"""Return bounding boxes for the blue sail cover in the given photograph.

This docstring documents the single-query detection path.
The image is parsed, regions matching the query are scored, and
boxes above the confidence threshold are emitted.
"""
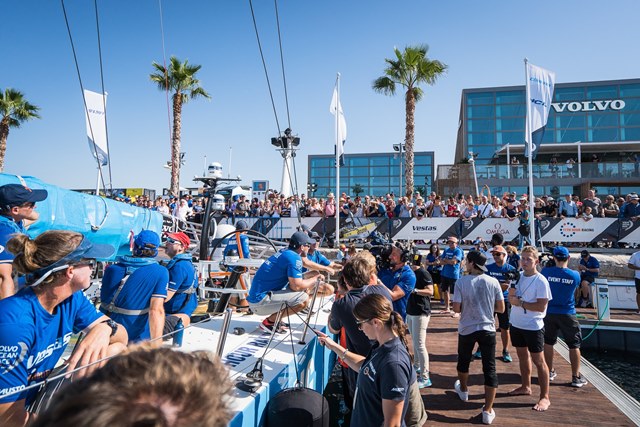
[0,174,163,260]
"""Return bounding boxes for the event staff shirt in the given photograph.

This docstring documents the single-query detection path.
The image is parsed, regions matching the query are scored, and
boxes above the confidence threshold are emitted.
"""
[440,246,464,279]
[223,234,251,258]
[303,249,331,273]
[100,262,168,342]
[0,289,101,404]
[247,249,302,303]
[351,337,413,427]
[541,266,580,315]
[486,262,516,298]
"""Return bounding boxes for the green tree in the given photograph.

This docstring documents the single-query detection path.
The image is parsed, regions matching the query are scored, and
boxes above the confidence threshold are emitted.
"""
[150,56,211,196]
[352,183,364,197]
[0,88,41,172]
[373,45,447,198]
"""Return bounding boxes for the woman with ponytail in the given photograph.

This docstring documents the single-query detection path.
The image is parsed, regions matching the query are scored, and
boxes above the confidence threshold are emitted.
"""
[0,230,127,427]
[319,293,416,427]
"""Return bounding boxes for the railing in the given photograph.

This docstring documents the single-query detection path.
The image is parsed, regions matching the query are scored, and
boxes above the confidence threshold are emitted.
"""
[473,161,639,180]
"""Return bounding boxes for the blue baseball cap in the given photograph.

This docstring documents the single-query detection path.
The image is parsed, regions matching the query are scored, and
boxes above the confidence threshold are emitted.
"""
[553,246,570,260]
[0,184,47,209]
[289,231,315,248]
[134,230,160,256]
[236,220,248,230]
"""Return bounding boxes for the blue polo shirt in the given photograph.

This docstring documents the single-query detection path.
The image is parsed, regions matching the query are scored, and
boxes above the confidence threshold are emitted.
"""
[541,266,581,315]
[248,249,303,303]
[100,260,168,342]
[164,255,198,317]
[580,256,600,280]
[303,249,331,273]
[0,215,24,264]
[440,246,464,279]
[0,288,101,405]
[380,265,416,320]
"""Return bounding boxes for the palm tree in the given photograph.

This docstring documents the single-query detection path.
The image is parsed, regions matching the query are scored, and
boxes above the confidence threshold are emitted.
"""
[0,88,41,172]
[352,183,364,197]
[373,45,447,198]
[150,56,211,196]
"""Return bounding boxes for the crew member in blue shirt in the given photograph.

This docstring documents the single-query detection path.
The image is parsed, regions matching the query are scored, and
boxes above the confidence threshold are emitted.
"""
[0,184,48,299]
[303,231,342,277]
[379,245,416,320]
[0,230,127,426]
[100,230,168,343]
[163,232,197,332]
[485,245,517,363]
[248,231,332,333]
[577,250,600,308]
[439,236,464,314]
[541,246,588,388]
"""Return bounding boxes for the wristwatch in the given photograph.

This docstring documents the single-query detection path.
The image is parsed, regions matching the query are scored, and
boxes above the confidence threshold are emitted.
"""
[101,319,118,337]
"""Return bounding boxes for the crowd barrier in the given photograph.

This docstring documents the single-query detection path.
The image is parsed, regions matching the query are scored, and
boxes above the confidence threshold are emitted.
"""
[212,216,640,245]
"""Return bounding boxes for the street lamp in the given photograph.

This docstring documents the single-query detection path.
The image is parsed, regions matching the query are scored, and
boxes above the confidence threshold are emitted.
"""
[468,151,479,197]
[393,143,405,197]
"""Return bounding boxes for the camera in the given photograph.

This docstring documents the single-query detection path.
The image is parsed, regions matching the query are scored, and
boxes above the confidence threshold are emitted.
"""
[412,254,424,266]
[503,270,521,282]
[366,231,394,271]
[538,252,556,268]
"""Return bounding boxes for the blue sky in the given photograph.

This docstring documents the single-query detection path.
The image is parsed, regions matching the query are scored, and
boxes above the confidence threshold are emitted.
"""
[2,0,639,194]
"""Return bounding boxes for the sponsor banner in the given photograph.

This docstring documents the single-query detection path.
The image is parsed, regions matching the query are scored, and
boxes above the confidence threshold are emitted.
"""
[618,219,640,244]
[460,218,520,241]
[538,218,618,242]
[388,218,458,241]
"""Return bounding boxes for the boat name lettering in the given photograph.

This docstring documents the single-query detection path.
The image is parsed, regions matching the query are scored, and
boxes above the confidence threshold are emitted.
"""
[223,339,270,367]
[551,99,625,113]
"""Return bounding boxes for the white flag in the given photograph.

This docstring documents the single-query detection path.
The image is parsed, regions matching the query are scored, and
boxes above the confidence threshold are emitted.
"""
[330,86,347,166]
[525,63,555,159]
[84,89,109,166]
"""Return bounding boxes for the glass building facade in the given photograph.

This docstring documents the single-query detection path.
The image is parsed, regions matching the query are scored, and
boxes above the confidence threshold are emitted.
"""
[453,78,640,197]
[308,151,435,197]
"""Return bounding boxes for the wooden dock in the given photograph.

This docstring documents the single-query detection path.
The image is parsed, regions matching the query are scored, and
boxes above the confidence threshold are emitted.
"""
[420,311,638,426]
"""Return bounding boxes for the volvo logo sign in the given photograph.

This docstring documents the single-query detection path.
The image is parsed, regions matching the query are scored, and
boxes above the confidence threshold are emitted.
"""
[551,99,625,113]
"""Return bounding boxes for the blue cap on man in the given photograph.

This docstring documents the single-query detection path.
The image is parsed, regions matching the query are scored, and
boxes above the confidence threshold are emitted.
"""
[0,184,48,209]
[553,246,570,260]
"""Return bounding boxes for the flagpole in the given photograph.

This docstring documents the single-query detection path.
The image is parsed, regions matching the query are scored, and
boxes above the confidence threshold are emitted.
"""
[335,73,341,247]
[524,58,536,247]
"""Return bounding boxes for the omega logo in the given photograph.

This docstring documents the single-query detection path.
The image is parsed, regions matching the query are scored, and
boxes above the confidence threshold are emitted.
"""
[551,99,625,113]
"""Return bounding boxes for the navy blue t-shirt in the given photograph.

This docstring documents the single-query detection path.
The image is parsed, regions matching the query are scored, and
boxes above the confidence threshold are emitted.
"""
[164,256,198,317]
[541,266,580,315]
[0,288,102,404]
[329,285,393,356]
[580,256,600,279]
[486,262,516,298]
[351,337,414,427]
[100,261,168,342]
[223,234,251,258]
[248,249,303,303]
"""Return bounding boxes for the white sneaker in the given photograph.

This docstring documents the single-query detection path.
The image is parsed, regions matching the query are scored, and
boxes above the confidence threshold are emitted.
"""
[482,408,496,425]
[454,380,468,401]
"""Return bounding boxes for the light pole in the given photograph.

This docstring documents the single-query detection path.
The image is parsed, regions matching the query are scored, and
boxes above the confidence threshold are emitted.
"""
[469,151,479,197]
[393,143,405,197]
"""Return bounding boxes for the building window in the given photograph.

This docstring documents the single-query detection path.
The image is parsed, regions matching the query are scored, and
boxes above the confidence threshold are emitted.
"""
[496,104,525,117]
[556,128,585,143]
[467,119,495,132]
[468,132,495,145]
[496,117,525,131]
[620,84,640,97]
[589,127,620,142]
[466,92,494,105]
[496,90,525,104]
[556,114,586,128]
[587,113,619,128]
[310,157,332,167]
[347,157,369,167]
[586,85,617,100]
[467,105,495,118]
[370,156,389,166]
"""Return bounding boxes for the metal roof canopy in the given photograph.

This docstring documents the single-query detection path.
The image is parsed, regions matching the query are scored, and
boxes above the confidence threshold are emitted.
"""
[493,141,640,157]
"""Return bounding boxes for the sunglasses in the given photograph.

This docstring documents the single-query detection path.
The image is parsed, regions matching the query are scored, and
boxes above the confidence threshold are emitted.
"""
[355,318,372,330]
[73,259,97,269]
[18,202,36,209]
[166,237,181,245]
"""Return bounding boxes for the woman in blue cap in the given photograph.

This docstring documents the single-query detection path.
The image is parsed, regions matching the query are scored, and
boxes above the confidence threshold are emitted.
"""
[100,230,169,344]
[0,230,127,427]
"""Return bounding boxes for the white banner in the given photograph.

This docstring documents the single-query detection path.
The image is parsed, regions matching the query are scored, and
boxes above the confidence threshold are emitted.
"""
[526,62,555,158]
[84,89,109,166]
[390,218,458,241]
[540,218,616,242]
[461,218,520,242]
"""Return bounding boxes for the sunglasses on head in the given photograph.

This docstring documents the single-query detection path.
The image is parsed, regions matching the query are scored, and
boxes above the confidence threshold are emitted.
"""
[355,318,371,330]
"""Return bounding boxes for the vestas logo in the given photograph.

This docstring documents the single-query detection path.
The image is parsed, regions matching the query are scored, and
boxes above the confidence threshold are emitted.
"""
[551,99,625,113]
[412,225,437,232]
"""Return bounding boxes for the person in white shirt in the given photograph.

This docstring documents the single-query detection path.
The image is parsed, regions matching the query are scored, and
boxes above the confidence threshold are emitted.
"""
[627,250,640,313]
[507,246,552,412]
[173,199,193,221]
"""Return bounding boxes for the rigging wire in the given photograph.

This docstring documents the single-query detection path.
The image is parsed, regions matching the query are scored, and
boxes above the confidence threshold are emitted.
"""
[60,0,107,193]
[273,0,291,130]
[157,0,174,164]
[92,0,113,194]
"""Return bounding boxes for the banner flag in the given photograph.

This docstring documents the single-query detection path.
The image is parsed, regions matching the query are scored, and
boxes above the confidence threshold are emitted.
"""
[84,89,109,166]
[330,85,347,166]
[525,63,555,159]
